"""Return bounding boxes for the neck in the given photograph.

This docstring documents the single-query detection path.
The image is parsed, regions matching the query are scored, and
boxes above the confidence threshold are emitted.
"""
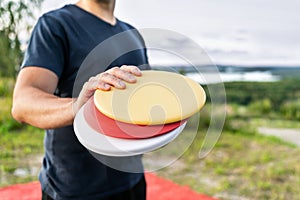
[76,0,116,25]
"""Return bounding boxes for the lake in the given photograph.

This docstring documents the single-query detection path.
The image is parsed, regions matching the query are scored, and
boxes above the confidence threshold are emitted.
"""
[186,71,281,84]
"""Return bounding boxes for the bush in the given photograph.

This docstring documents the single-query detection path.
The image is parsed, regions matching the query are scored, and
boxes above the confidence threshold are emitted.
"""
[224,79,300,111]
[280,100,300,120]
[0,77,14,97]
[0,90,24,131]
[248,98,272,115]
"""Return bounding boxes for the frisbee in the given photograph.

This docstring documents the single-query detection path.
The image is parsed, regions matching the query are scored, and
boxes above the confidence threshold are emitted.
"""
[83,98,186,139]
[74,103,187,157]
[94,70,206,125]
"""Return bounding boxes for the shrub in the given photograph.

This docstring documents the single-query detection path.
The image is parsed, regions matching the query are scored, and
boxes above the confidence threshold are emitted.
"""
[0,78,14,97]
[0,92,24,131]
[280,100,300,120]
[248,98,272,115]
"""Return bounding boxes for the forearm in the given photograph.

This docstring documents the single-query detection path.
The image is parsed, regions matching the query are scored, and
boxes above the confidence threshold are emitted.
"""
[12,86,75,129]
[12,65,142,130]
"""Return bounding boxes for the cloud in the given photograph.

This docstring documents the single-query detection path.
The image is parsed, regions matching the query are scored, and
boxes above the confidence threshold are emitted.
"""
[42,0,300,66]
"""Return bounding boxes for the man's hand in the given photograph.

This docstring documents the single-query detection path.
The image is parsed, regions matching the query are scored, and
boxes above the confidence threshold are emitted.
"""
[73,65,142,114]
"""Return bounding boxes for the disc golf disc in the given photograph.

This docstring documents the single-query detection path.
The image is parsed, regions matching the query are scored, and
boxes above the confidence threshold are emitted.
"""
[83,98,186,139]
[94,70,206,125]
[74,104,187,157]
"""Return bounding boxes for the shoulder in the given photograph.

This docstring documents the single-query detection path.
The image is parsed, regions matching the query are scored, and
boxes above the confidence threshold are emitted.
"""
[117,20,145,41]
[37,5,75,27]
[42,5,74,19]
[33,5,77,36]
[117,19,137,30]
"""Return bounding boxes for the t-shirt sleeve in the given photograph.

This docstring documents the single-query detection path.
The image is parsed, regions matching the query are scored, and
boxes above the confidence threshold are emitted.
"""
[21,15,66,78]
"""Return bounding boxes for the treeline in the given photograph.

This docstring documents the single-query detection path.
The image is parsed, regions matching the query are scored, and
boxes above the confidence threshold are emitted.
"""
[203,78,300,120]
[224,78,300,109]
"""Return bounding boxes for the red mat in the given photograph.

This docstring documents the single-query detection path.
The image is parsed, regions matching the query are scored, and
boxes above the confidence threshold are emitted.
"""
[0,173,216,200]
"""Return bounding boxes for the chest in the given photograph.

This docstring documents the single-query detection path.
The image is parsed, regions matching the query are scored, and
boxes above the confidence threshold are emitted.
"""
[56,20,148,97]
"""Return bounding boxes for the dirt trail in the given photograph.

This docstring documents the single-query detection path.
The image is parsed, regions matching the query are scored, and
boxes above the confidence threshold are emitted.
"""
[258,127,300,146]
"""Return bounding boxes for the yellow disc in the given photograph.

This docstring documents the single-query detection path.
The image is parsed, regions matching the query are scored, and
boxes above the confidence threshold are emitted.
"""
[94,70,206,125]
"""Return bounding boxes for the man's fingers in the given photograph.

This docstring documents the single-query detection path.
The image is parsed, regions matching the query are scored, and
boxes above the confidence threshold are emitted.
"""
[97,81,111,90]
[85,66,142,93]
[99,72,126,89]
[84,78,110,94]
[120,65,142,76]
[106,67,137,84]
[76,66,141,112]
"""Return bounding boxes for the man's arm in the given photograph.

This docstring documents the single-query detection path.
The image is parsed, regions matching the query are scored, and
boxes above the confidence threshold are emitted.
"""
[12,65,141,129]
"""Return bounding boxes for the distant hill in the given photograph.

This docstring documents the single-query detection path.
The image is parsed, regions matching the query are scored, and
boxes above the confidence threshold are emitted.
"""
[151,65,300,78]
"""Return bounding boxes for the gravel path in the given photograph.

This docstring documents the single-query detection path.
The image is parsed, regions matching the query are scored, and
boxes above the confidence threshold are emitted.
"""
[258,127,300,146]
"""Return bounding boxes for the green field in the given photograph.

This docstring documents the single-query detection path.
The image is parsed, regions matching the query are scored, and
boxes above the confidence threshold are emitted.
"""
[0,77,300,199]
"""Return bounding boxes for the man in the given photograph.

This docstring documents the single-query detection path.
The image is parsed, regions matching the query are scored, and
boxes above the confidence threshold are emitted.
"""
[12,0,149,199]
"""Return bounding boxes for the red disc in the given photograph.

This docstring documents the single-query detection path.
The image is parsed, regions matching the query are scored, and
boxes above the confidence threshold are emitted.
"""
[83,98,187,139]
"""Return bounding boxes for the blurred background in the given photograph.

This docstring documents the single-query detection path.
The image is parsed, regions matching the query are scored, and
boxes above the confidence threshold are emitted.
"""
[0,0,300,199]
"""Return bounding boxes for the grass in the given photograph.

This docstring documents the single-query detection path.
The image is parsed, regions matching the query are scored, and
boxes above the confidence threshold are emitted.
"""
[156,129,300,200]
[0,126,44,187]
[249,117,300,129]
[227,103,300,129]
[0,83,44,187]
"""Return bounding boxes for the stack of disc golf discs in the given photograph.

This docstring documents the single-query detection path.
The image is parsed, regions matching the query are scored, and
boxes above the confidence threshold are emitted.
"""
[74,70,206,156]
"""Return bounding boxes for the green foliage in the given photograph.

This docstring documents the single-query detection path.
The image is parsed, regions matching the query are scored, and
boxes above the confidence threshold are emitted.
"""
[223,78,300,121]
[0,95,24,131]
[0,78,23,131]
[280,99,300,120]
[224,79,300,111]
[0,77,14,96]
[248,98,272,115]
[0,78,43,186]
[0,0,44,77]
[155,78,300,199]
[0,126,44,187]
[158,129,300,200]
[0,31,20,77]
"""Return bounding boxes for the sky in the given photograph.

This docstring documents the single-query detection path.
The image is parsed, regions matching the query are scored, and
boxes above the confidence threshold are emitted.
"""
[41,0,300,66]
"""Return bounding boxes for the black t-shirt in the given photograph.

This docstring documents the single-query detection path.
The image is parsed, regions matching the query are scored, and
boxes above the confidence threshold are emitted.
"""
[22,4,149,200]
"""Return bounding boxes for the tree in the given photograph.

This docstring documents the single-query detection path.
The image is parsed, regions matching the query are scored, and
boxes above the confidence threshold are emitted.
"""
[0,0,44,77]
